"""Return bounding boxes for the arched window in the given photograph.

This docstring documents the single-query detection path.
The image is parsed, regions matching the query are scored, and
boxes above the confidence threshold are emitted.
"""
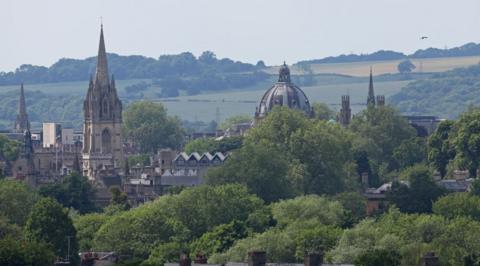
[102,128,112,153]
[102,98,109,117]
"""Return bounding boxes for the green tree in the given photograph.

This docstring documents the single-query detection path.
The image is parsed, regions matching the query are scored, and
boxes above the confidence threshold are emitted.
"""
[142,241,187,266]
[24,197,79,264]
[0,135,20,162]
[94,184,261,257]
[433,193,480,221]
[0,180,38,225]
[393,137,427,170]
[453,108,480,177]
[123,101,185,153]
[39,172,96,214]
[190,220,248,258]
[312,102,335,121]
[427,120,455,178]
[73,213,108,251]
[0,216,22,239]
[334,192,367,227]
[205,141,292,202]
[355,249,401,266]
[388,164,445,213]
[397,60,416,74]
[349,105,416,171]
[271,195,345,227]
[220,115,252,130]
[288,120,353,195]
[470,178,480,196]
[109,186,130,211]
[0,237,55,266]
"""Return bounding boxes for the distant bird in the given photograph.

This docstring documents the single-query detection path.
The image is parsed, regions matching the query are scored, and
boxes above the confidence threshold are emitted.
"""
[420,36,428,40]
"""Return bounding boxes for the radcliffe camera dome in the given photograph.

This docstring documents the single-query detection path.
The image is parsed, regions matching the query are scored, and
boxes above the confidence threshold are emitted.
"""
[255,62,313,120]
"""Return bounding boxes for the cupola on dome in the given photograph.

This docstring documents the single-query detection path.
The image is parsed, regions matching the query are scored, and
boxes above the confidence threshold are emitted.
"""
[255,62,313,121]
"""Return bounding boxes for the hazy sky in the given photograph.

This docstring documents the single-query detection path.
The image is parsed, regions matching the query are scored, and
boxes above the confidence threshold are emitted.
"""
[1,0,479,72]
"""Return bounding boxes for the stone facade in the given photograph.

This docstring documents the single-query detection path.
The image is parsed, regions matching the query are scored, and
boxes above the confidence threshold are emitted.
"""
[82,25,124,180]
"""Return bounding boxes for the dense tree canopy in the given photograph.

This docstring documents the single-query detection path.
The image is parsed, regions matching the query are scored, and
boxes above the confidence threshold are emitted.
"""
[0,180,38,225]
[387,165,445,214]
[452,108,480,177]
[207,107,355,201]
[39,172,96,214]
[123,101,185,153]
[427,120,456,178]
[24,197,79,264]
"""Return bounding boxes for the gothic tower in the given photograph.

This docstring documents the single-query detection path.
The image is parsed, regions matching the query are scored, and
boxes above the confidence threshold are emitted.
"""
[376,95,385,106]
[339,95,351,126]
[14,83,30,133]
[367,67,376,107]
[82,25,123,180]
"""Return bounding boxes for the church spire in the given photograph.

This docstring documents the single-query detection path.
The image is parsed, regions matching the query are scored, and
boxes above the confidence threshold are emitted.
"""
[367,67,376,106]
[94,24,110,88]
[14,83,30,133]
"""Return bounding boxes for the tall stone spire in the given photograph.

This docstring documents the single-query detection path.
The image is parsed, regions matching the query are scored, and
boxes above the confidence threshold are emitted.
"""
[14,83,30,133]
[95,24,110,88]
[367,67,376,106]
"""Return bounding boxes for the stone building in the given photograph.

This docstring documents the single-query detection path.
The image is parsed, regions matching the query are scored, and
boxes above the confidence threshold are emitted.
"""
[254,62,313,123]
[82,25,124,180]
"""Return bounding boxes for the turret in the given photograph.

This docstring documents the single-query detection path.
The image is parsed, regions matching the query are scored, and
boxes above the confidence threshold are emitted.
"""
[339,95,351,126]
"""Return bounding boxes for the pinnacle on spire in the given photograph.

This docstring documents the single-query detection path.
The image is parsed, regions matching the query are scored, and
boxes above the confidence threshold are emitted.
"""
[14,83,30,133]
[367,67,376,106]
[94,24,110,88]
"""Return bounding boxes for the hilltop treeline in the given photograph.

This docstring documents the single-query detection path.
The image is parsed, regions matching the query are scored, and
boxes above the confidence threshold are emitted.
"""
[0,51,266,86]
[389,63,480,118]
[297,42,480,65]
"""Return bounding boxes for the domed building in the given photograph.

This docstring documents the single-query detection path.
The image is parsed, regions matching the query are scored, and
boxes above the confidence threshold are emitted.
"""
[254,62,313,123]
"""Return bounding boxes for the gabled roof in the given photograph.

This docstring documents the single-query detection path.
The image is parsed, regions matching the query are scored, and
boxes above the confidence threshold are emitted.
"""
[188,152,201,161]
[200,152,214,161]
[174,152,189,161]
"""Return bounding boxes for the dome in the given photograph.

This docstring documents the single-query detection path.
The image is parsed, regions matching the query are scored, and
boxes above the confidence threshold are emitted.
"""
[255,62,313,120]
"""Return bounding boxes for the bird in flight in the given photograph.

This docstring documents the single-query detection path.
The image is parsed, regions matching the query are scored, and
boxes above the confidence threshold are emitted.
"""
[420,36,428,40]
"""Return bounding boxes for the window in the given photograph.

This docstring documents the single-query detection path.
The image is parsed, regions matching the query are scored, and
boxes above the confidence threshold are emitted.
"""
[102,128,112,153]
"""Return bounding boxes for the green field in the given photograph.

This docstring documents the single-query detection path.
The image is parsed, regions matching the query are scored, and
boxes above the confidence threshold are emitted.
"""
[158,80,410,122]
[1,54,479,125]
[267,55,480,76]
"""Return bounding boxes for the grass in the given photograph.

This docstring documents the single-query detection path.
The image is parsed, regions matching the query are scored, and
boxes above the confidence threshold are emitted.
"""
[266,55,480,77]
[157,80,410,122]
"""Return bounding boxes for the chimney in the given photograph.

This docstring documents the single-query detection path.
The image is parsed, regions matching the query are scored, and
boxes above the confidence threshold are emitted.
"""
[248,251,266,266]
[420,252,439,266]
[361,172,369,189]
[304,252,324,266]
[179,253,191,266]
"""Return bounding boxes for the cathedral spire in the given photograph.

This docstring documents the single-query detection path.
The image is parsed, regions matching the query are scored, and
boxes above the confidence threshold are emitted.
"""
[367,67,376,106]
[94,24,110,88]
[14,83,30,133]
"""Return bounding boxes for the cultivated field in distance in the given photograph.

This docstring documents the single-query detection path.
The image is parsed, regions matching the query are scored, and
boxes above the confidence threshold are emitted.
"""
[265,55,480,76]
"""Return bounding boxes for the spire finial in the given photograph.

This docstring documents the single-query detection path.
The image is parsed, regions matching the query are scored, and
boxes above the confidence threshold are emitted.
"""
[367,67,376,106]
[94,22,109,88]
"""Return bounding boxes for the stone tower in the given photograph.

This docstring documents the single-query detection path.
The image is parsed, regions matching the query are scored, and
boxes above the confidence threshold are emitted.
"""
[82,25,123,180]
[339,95,351,126]
[376,95,385,106]
[14,83,30,133]
[367,67,376,107]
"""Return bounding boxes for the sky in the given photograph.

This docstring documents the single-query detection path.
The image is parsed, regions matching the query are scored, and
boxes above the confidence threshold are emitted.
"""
[1,0,480,72]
